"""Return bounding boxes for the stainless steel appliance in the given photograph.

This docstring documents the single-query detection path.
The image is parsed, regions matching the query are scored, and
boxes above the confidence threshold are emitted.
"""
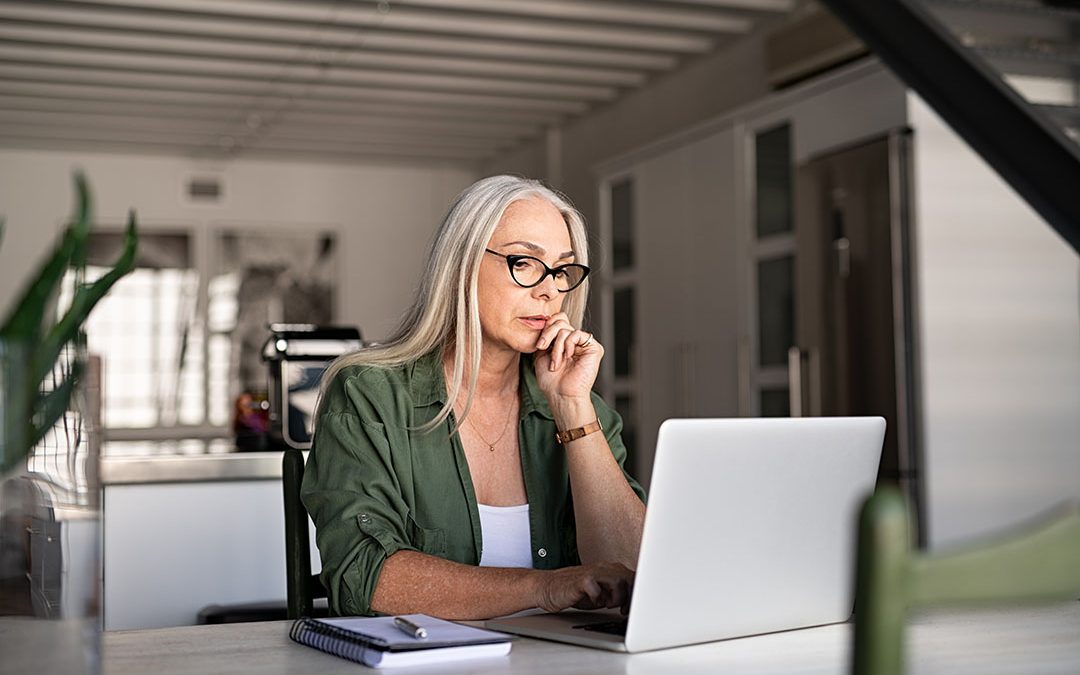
[261,324,363,450]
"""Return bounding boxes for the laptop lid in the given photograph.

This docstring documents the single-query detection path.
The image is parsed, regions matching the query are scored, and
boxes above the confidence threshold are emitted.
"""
[622,416,884,652]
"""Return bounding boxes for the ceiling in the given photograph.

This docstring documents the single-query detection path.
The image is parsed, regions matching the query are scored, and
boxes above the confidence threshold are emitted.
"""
[0,0,796,165]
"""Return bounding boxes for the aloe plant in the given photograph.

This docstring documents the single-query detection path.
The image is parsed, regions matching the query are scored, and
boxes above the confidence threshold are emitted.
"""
[0,173,138,476]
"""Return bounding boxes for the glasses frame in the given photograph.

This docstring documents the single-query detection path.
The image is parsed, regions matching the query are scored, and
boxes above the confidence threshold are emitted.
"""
[484,249,591,293]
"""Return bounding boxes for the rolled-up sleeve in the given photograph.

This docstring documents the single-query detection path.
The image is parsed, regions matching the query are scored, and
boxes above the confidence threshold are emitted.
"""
[592,390,647,505]
[301,372,417,616]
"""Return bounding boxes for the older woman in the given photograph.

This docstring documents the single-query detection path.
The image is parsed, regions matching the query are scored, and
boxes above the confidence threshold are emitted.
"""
[303,175,646,620]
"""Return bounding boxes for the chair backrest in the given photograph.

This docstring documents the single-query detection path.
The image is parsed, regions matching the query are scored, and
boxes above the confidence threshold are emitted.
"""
[282,445,327,619]
[852,486,1080,675]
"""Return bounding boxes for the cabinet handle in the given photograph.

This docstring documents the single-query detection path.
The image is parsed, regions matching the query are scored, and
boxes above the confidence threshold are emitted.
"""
[788,347,822,417]
[738,337,751,417]
[788,346,803,417]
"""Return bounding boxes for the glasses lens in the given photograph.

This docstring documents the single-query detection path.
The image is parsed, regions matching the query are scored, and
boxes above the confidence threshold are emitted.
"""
[553,264,588,291]
[509,257,546,286]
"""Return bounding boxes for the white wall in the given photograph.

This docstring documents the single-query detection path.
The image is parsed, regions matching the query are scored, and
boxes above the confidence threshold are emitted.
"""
[0,148,476,341]
[909,95,1080,549]
[484,20,776,248]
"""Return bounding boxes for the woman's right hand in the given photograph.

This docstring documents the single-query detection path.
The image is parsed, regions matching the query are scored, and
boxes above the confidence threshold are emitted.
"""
[533,562,634,615]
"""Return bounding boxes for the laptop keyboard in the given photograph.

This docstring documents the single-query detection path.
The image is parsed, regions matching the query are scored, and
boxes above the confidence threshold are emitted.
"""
[572,619,628,636]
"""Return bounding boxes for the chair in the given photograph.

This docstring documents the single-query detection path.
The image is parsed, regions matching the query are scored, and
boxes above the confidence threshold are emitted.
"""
[282,445,329,619]
[852,486,1080,675]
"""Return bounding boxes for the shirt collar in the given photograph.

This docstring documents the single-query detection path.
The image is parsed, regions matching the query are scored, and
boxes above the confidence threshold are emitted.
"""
[519,354,554,420]
[409,349,554,421]
[409,350,446,408]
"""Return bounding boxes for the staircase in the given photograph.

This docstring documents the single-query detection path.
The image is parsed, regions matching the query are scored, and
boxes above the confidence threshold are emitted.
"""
[924,0,1080,144]
[816,0,1080,253]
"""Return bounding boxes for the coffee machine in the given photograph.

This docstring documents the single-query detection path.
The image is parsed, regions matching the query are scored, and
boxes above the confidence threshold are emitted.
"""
[261,324,363,450]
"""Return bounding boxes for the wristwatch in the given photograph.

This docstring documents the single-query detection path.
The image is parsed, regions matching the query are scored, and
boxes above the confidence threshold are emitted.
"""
[555,419,603,444]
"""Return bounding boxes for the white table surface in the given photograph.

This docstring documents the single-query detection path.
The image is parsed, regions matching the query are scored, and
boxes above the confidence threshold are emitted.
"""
[93,602,1080,675]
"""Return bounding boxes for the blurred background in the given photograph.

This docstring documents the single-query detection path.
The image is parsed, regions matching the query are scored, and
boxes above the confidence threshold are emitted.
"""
[0,0,1077,633]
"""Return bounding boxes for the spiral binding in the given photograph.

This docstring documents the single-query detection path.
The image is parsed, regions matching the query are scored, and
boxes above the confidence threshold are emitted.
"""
[289,617,391,665]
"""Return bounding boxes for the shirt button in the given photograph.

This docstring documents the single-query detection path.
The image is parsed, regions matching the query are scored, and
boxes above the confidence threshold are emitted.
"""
[360,514,371,524]
[537,547,547,558]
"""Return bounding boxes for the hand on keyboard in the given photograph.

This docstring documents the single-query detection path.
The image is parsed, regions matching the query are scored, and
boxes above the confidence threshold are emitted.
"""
[534,562,634,615]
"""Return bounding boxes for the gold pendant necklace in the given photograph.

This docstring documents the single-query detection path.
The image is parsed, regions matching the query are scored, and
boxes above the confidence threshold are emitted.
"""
[466,402,516,452]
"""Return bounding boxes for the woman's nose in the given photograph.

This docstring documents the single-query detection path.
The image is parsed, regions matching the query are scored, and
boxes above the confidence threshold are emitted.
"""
[531,273,559,300]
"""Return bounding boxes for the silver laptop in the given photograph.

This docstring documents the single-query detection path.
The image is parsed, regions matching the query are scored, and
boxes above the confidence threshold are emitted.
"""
[486,416,885,653]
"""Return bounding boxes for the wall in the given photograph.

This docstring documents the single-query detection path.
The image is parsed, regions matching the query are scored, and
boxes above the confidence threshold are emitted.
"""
[484,26,776,263]
[0,148,476,341]
[909,95,1080,549]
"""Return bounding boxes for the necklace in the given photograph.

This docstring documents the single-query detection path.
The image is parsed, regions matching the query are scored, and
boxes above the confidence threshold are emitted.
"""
[465,402,516,452]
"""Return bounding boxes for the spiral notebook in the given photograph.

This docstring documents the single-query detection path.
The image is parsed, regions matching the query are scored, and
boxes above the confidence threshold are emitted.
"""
[289,614,514,668]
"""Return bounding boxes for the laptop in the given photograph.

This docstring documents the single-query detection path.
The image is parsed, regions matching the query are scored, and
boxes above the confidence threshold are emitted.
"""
[486,416,885,653]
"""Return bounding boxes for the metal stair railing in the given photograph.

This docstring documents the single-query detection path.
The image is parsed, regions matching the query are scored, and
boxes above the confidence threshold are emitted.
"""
[817,0,1080,254]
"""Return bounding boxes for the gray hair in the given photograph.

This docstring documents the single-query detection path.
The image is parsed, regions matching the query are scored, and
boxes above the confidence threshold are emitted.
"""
[320,175,590,431]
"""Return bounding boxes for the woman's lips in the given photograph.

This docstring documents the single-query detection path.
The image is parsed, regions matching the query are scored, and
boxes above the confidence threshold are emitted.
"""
[519,316,548,330]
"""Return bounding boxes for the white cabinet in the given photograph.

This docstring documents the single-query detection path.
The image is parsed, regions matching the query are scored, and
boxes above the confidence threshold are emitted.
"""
[597,62,907,488]
[103,479,319,630]
[595,59,1080,550]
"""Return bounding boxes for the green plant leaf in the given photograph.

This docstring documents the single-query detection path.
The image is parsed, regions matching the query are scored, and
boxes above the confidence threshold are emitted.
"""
[1,227,76,340]
[0,338,32,474]
[24,361,84,460]
[71,172,91,271]
[0,358,83,473]
[32,213,137,388]
[0,173,93,340]
[1,174,135,478]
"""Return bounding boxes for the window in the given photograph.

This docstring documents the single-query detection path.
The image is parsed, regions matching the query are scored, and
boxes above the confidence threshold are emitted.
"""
[600,175,640,476]
[63,228,339,440]
[611,179,635,270]
[62,232,203,429]
[749,122,795,415]
[755,124,794,238]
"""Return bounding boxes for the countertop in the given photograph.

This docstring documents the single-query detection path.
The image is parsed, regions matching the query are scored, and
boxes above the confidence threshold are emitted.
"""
[100,440,300,485]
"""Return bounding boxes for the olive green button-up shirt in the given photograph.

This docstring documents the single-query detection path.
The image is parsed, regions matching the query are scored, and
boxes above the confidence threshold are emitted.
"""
[301,350,646,616]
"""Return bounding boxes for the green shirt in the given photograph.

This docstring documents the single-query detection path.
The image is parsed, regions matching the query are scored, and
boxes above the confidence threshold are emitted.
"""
[302,350,646,616]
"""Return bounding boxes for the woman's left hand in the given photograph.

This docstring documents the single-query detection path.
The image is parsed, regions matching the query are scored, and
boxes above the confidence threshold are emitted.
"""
[533,312,603,402]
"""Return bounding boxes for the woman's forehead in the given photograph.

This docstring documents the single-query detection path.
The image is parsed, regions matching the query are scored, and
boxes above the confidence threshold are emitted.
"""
[491,197,572,250]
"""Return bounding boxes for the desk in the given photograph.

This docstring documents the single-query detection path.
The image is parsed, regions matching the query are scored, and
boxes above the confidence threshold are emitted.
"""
[99,603,1080,675]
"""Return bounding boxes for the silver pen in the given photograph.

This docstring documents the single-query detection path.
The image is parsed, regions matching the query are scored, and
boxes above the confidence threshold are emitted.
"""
[393,616,428,639]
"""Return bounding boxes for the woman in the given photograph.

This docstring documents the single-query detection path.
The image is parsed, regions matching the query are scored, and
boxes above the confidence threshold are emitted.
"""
[303,175,646,620]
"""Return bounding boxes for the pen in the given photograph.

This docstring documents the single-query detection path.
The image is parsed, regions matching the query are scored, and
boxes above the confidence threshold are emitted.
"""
[393,616,428,639]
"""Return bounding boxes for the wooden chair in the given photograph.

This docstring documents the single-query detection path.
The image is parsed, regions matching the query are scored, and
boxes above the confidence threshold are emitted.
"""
[852,486,1080,674]
[282,445,328,619]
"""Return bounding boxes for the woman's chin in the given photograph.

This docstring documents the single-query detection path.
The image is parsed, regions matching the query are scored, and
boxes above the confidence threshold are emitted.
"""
[485,333,540,355]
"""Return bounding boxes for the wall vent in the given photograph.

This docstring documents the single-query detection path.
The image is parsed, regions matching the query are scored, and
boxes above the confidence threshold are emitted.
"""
[186,176,223,202]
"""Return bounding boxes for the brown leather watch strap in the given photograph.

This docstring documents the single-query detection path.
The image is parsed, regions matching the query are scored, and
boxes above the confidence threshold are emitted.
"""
[555,419,603,444]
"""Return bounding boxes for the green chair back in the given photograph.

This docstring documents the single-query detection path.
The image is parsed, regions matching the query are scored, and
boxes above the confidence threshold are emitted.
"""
[282,445,327,619]
[852,486,1080,674]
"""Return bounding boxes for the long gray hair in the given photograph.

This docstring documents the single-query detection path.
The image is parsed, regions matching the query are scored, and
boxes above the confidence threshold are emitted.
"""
[320,175,590,431]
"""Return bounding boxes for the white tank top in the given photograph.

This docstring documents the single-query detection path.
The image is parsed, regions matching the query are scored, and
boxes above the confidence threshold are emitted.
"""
[477,503,534,569]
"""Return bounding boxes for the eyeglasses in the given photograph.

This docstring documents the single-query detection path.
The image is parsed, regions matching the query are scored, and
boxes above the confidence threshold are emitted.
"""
[484,249,590,292]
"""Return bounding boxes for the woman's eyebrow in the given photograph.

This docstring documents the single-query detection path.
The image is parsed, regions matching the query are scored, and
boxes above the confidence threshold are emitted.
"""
[500,240,575,259]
